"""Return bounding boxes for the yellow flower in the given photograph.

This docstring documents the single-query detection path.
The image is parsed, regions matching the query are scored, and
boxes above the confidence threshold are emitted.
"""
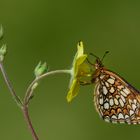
[66,41,91,103]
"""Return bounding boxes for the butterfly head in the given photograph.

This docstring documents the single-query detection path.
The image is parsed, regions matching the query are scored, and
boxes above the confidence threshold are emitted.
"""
[89,51,109,70]
[94,58,103,69]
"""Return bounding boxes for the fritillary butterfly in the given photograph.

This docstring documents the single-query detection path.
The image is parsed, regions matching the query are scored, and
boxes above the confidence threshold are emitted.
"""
[91,53,140,124]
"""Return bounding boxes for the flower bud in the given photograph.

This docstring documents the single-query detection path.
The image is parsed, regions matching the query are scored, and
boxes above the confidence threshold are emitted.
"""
[34,61,47,77]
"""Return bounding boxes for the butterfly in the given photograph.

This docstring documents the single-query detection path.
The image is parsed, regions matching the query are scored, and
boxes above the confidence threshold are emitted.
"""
[89,52,140,124]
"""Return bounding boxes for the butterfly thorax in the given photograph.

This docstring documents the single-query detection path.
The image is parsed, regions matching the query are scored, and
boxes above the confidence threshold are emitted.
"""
[91,59,106,83]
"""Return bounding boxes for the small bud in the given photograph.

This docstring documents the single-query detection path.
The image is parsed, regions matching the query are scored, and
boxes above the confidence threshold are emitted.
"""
[0,44,7,61]
[0,25,4,40]
[34,61,47,77]
[0,44,7,54]
[31,82,39,90]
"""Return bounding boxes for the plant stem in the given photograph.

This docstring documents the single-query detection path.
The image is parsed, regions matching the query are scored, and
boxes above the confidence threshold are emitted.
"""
[0,63,71,140]
[23,69,71,139]
[24,69,71,105]
[23,105,39,140]
[0,61,39,140]
[0,61,22,106]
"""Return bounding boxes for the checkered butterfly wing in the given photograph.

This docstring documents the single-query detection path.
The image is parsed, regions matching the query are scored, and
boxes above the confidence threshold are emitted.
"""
[94,69,140,124]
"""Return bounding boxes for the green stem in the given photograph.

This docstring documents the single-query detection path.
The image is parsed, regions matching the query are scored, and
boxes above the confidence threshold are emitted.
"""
[23,69,71,140]
[0,61,22,106]
[24,69,71,105]
[0,61,71,140]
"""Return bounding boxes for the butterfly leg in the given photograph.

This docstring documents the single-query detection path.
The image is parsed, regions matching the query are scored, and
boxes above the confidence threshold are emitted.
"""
[80,81,92,86]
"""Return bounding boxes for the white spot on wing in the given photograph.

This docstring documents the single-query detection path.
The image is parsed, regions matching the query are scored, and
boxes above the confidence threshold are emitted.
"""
[111,115,117,119]
[103,86,108,95]
[130,110,134,116]
[114,98,119,105]
[105,82,109,87]
[119,99,124,107]
[123,88,130,95]
[107,78,115,84]
[132,104,137,111]
[118,113,124,119]
[101,82,104,85]
[116,95,120,99]
[109,87,115,93]
[120,95,126,103]
[104,102,109,109]
[133,99,137,105]
[125,115,129,119]
[100,74,105,79]
[99,98,103,105]
[120,91,127,97]
[104,116,110,122]
[109,99,114,106]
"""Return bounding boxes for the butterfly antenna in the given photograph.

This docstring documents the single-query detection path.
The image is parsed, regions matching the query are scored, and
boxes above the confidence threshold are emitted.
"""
[86,58,94,65]
[101,51,109,62]
[89,53,99,59]
[86,53,99,65]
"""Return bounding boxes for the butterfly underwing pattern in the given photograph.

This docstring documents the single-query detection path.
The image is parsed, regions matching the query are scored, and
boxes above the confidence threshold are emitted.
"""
[92,58,140,124]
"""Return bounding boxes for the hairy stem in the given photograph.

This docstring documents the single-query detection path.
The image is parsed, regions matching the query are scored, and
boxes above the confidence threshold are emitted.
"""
[0,61,39,139]
[0,61,22,106]
[23,105,39,140]
[0,63,71,140]
[23,69,71,139]
[24,69,71,104]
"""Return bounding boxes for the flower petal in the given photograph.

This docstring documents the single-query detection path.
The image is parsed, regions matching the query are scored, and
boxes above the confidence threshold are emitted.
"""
[77,41,84,58]
[77,62,91,77]
[74,54,87,77]
[72,41,85,69]
[66,79,80,103]
[75,54,87,66]
[67,41,90,103]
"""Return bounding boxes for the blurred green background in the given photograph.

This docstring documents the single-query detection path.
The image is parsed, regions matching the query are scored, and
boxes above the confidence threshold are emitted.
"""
[0,0,140,140]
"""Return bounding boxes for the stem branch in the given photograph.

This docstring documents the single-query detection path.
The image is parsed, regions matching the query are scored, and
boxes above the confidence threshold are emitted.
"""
[23,69,71,139]
[24,69,71,104]
[0,61,22,106]
[0,63,71,140]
